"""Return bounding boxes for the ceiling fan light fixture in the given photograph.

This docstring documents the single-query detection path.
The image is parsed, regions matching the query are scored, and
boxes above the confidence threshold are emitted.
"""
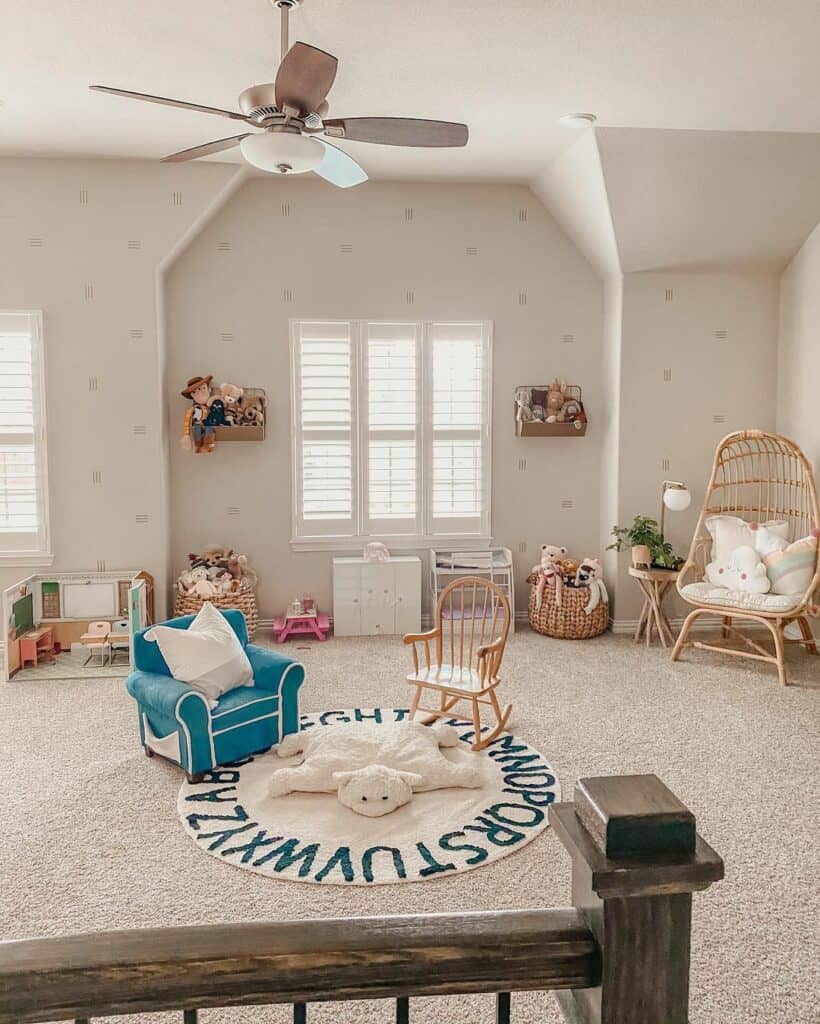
[240,131,324,173]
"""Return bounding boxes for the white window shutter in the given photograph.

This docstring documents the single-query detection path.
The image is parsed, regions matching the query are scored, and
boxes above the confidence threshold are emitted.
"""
[0,311,49,557]
[428,322,491,537]
[291,319,491,546]
[363,322,420,535]
[291,322,356,537]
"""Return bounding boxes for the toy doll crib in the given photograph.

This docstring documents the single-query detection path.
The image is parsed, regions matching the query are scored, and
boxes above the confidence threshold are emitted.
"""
[672,430,819,685]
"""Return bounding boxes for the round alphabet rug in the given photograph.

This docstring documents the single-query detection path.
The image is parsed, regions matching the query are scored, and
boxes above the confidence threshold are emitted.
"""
[178,708,560,885]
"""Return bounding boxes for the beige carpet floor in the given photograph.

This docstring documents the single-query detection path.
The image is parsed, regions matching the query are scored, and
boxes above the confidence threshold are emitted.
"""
[1,628,818,1024]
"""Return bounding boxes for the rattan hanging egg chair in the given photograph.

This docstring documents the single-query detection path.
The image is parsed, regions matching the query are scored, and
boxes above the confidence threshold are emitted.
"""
[672,430,819,686]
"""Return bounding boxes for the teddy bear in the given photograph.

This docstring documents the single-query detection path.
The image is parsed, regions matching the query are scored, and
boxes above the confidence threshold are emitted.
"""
[219,383,245,425]
[529,388,548,422]
[269,720,482,817]
[575,558,610,613]
[241,395,265,427]
[187,566,218,599]
[533,543,567,610]
[560,557,581,586]
[545,378,569,423]
[706,545,771,594]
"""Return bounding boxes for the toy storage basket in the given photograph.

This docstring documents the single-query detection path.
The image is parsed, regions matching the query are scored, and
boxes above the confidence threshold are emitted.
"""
[525,573,608,639]
[173,584,259,640]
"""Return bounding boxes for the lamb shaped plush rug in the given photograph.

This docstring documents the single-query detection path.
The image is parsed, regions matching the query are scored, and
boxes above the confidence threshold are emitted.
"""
[269,720,482,817]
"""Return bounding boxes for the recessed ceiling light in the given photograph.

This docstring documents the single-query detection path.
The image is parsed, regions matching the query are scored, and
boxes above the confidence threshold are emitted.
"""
[558,112,597,126]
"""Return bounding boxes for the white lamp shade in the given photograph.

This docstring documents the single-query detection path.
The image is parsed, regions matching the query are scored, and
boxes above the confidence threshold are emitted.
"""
[240,132,325,174]
[663,486,691,513]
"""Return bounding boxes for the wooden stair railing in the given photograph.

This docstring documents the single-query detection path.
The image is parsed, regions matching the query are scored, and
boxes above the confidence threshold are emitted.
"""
[0,774,723,1024]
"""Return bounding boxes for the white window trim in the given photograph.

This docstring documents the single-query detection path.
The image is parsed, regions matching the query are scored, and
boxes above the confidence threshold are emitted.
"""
[290,319,493,551]
[0,310,52,566]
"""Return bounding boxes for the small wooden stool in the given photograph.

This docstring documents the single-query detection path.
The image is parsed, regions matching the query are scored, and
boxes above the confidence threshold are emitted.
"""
[629,566,680,648]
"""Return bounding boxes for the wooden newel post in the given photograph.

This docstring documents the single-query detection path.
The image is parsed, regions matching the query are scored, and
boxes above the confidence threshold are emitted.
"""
[550,774,724,1024]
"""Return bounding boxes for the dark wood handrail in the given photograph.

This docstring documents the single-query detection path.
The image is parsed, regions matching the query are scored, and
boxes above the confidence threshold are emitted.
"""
[0,773,724,1024]
[0,909,597,1023]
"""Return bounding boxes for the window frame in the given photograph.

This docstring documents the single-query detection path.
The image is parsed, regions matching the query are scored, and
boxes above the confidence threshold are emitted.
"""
[290,318,492,551]
[0,309,52,566]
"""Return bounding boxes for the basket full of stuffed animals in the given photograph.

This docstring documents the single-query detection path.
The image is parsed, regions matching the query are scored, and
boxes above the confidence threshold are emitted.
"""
[174,545,259,639]
[526,544,609,639]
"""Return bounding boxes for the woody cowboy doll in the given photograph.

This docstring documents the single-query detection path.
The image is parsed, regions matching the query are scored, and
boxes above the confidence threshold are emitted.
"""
[181,375,221,453]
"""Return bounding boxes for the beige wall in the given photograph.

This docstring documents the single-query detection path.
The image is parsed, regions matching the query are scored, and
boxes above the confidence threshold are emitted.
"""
[611,271,780,621]
[0,158,237,607]
[166,179,605,618]
[777,220,820,478]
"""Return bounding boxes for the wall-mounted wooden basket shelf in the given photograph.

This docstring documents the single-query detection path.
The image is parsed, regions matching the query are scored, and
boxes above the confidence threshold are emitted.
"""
[515,384,587,437]
[214,387,266,443]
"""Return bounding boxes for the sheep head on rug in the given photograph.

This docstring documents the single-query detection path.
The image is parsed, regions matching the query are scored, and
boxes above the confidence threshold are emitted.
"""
[269,720,483,817]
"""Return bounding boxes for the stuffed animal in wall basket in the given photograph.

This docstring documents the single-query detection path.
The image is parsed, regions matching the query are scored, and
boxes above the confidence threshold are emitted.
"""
[241,395,265,427]
[269,720,483,817]
[705,545,771,594]
[575,558,610,613]
[514,386,534,422]
[530,388,549,422]
[533,543,567,610]
[180,375,217,453]
[220,383,245,425]
[545,378,569,423]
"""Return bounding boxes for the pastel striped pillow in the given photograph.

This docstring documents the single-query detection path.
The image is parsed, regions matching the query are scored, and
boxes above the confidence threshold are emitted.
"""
[762,533,819,595]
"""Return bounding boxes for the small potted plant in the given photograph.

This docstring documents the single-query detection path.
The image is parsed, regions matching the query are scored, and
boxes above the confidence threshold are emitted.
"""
[608,516,681,570]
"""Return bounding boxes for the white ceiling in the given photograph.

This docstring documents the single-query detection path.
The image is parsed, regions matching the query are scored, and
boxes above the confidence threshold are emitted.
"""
[3,0,820,182]
[597,128,820,272]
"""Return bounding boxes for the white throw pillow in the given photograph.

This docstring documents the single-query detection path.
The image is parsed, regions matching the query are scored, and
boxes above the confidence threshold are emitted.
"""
[145,602,253,701]
[705,515,788,563]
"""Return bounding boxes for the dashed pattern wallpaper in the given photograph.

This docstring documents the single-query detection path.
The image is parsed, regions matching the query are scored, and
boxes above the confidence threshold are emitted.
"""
[0,158,236,605]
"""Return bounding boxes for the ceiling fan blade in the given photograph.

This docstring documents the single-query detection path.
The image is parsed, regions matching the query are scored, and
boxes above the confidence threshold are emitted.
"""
[323,117,468,148]
[313,140,368,189]
[90,85,248,122]
[161,134,251,163]
[274,42,338,117]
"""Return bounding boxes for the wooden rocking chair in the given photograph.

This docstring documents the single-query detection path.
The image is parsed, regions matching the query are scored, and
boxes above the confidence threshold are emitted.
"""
[403,576,512,750]
[673,430,819,686]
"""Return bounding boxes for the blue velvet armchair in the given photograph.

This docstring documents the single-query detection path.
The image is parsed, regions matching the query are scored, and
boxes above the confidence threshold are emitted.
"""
[126,609,305,782]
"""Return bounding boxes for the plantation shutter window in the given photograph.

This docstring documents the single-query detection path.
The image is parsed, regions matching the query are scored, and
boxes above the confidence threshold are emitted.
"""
[0,311,49,560]
[291,321,356,538]
[363,322,421,536]
[428,322,491,537]
[291,319,491,546]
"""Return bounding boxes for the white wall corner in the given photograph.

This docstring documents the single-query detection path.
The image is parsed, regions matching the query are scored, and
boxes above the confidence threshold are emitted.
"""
[529,130,621,281]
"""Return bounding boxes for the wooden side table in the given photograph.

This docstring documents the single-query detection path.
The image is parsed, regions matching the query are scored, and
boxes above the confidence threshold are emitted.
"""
[628,567,680,648]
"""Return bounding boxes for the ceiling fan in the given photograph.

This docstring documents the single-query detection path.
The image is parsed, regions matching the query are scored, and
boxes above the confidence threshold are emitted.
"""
[89,0,468,189]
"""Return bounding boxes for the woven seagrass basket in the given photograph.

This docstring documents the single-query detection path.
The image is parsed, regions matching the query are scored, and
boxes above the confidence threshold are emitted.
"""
[526,572,608,639]
[173,584,259,640]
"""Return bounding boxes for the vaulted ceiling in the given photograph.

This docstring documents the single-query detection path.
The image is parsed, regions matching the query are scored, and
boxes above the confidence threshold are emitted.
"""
[4,1,820,270]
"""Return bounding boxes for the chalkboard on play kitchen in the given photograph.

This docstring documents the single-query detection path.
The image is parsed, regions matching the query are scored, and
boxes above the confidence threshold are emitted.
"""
[12,593,34,635]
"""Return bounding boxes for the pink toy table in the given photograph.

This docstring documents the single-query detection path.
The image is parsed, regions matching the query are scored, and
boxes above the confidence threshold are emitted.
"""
[273,612,330,643]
